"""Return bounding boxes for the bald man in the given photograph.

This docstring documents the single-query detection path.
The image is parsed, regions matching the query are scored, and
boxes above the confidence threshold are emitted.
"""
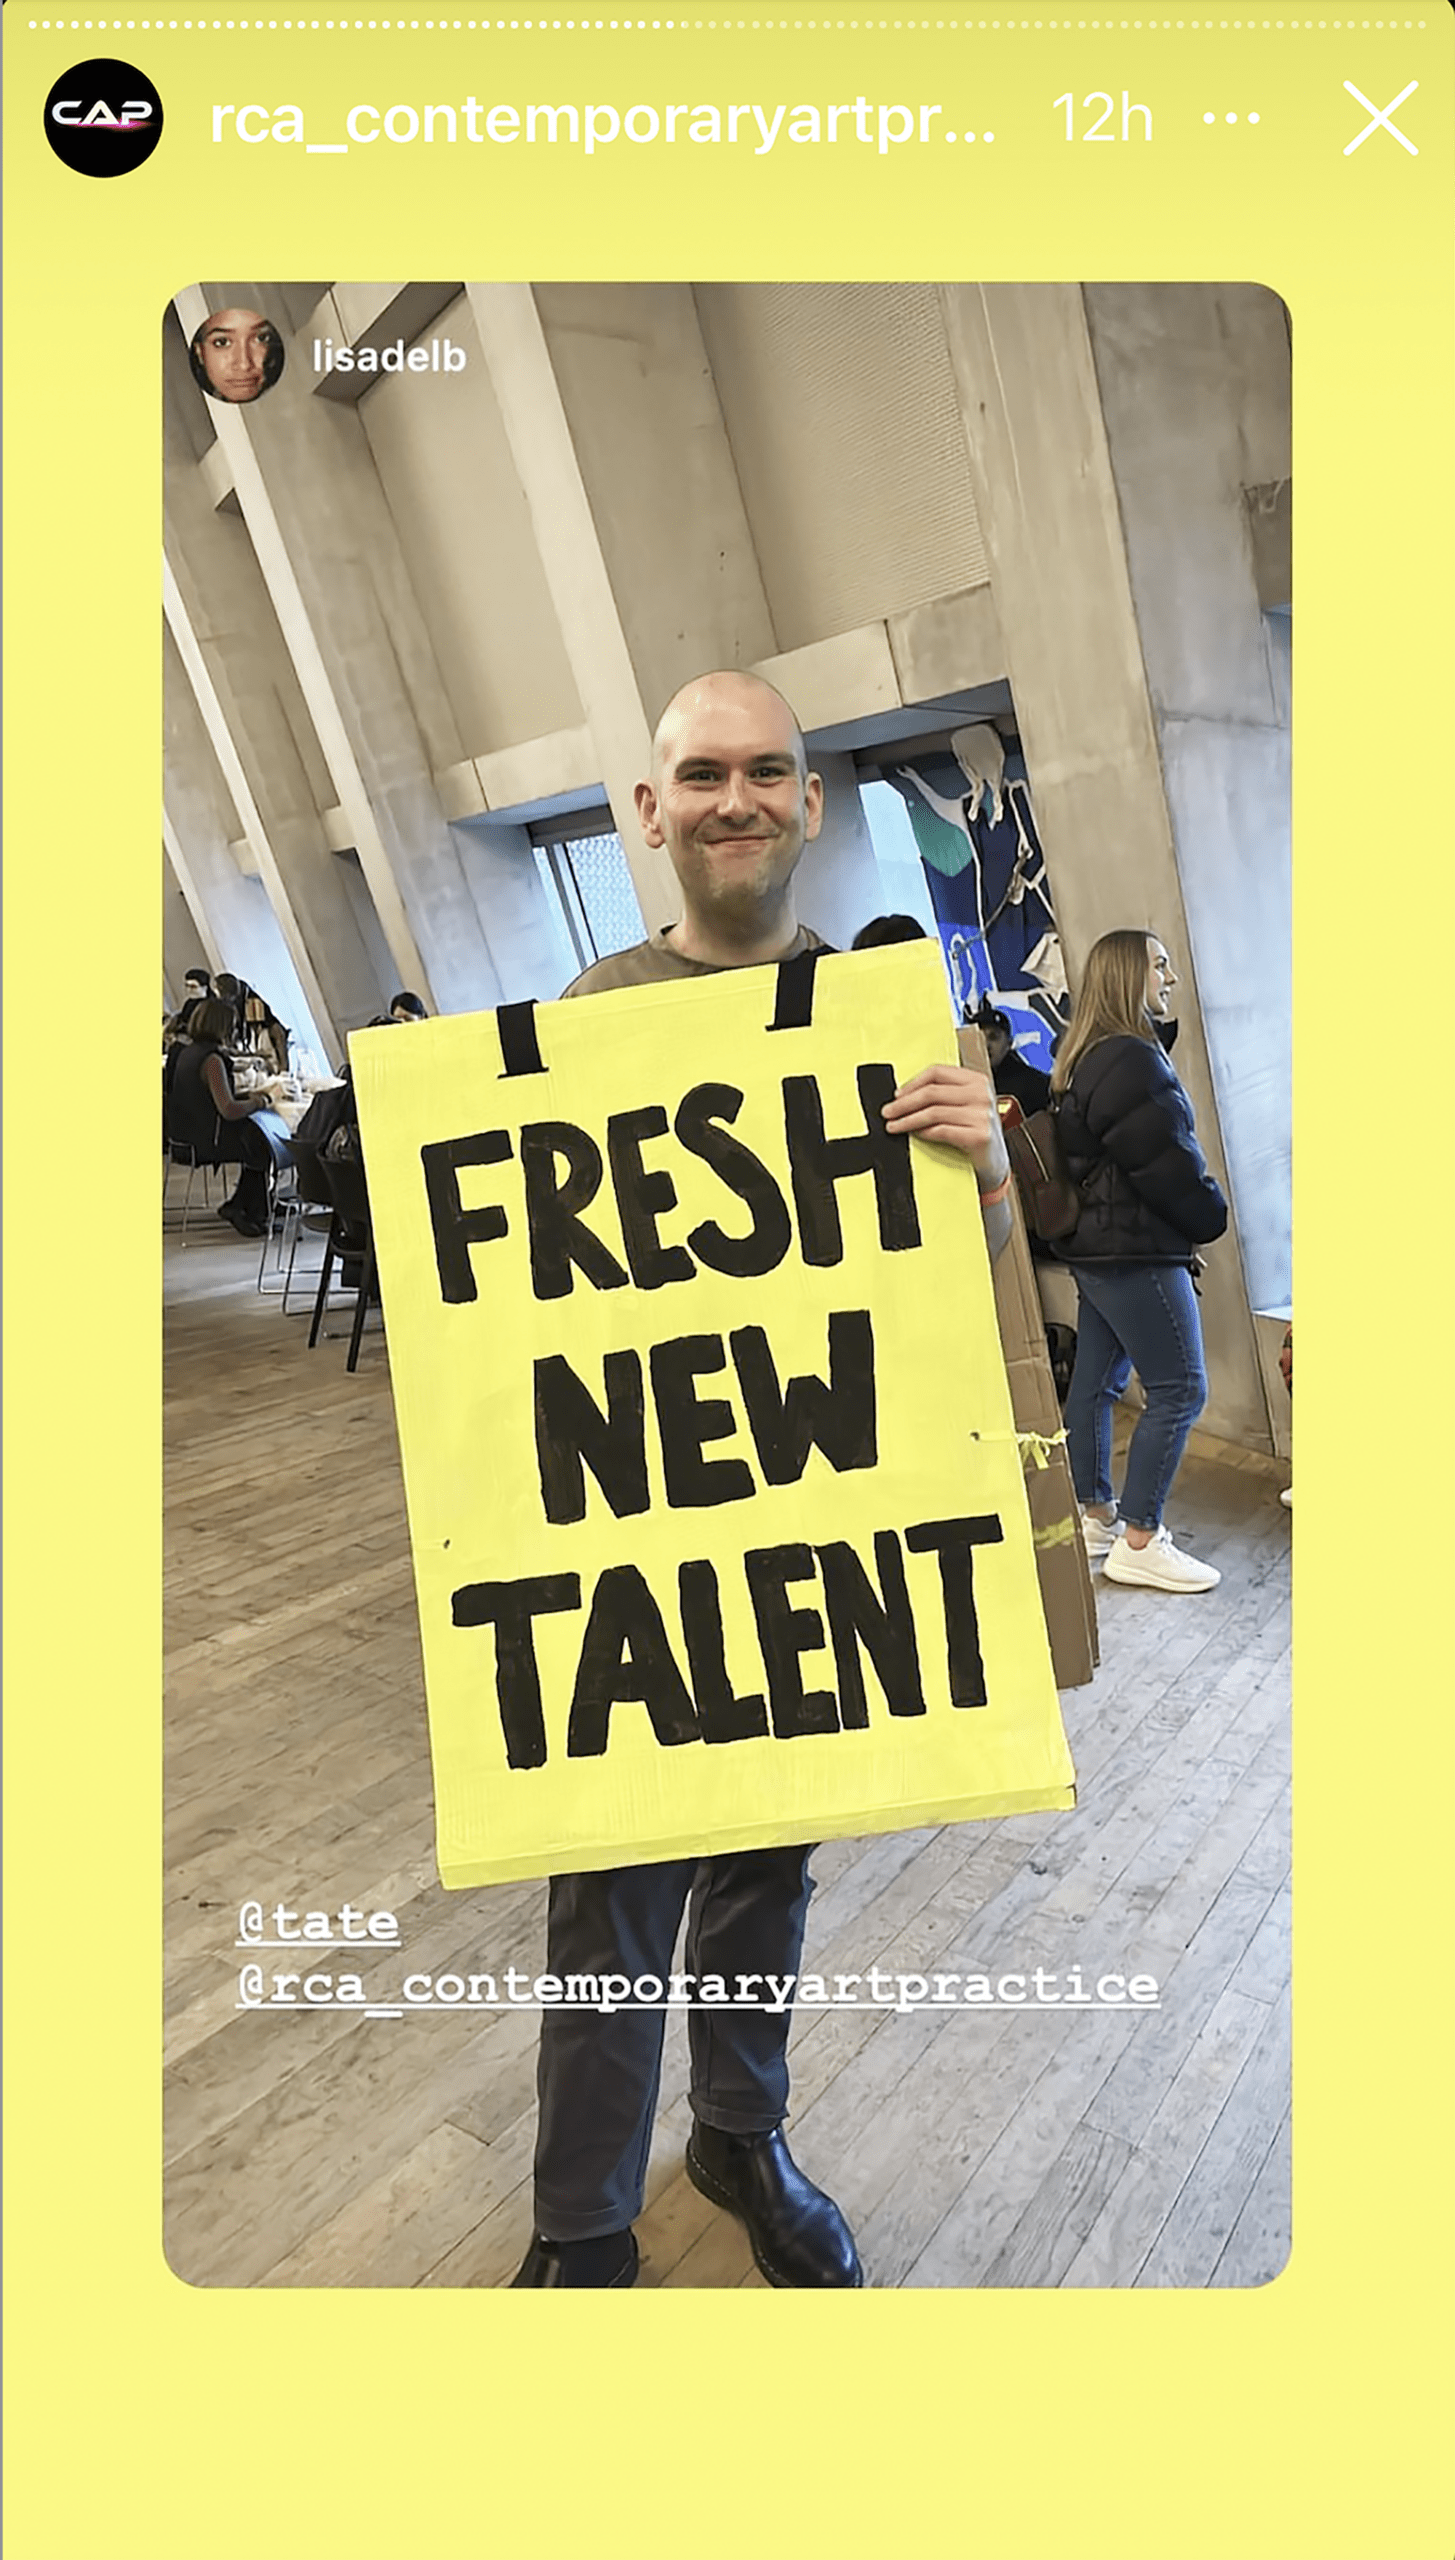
[512,672,1013,2290]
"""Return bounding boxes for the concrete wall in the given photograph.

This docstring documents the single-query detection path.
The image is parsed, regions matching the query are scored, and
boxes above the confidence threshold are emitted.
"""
[451,817,583,1003]
[537,281,777,719]
[360,290,583,757]
[163,849,209,1009]
[794,749,890,952]
[1083,282,1292,1315]
[695,281,989,650]
[334,851,401,1018]
[162,625,329,1055]
[937,282,1279,1448]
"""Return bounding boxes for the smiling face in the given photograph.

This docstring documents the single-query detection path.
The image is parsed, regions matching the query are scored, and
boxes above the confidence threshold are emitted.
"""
[195,309,276,403]
[1145,936,1178,1019]
[635,673,823,932]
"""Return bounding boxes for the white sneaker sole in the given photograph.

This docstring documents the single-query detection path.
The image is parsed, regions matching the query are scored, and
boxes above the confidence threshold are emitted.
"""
[1102,1551,1220,1593]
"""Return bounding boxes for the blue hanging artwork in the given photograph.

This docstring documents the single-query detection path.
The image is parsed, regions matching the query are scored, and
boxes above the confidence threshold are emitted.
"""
[883,728,1069,1074]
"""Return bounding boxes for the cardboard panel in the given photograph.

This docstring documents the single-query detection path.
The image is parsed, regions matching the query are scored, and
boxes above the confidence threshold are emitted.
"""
[961,1025,1100,1690]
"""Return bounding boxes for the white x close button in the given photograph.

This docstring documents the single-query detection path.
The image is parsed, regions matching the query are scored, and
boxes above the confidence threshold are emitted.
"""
[1343,79,1419,155]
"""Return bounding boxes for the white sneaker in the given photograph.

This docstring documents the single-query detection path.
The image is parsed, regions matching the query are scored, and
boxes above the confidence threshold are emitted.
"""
[1102,1526,1221,1593]
[1280,1485,1293,1508]
[1079,1509,1123,1562]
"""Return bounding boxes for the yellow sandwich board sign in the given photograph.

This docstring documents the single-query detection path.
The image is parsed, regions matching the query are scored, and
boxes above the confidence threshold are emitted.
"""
[351,940,1075,1888]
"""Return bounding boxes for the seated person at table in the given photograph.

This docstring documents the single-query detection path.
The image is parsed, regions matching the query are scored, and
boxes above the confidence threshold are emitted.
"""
[295,1002,421,1218]
[212,972,244,1043]
[166,997,276,1238]
[166,968,213,1040]
[297,1000,426,1145]
[238,980,291,1076]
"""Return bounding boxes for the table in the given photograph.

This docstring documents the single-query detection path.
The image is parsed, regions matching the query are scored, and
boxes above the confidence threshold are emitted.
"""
[240,1077,345,1134]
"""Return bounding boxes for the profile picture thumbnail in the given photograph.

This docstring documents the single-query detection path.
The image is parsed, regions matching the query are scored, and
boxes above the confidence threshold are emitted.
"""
[188,308,285,405]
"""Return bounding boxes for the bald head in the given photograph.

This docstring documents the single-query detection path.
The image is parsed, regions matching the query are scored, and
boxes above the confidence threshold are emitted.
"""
[635,667,824,962]
[650,670,807,780]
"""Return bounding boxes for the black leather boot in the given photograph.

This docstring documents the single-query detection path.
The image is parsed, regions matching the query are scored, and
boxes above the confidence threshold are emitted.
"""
[509,2229,639,2288]
[686,2124,863,2287]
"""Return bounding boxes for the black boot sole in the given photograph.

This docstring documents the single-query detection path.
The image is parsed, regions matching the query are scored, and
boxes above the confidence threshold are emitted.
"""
[510,2232,640,2288]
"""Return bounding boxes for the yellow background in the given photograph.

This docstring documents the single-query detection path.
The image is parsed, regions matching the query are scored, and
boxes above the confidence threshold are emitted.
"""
[5,9,1454,2556]
[353,944,1073,1883]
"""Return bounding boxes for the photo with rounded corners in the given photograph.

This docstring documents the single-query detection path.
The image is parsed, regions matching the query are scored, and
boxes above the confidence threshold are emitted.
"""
[163,275,1292,2296]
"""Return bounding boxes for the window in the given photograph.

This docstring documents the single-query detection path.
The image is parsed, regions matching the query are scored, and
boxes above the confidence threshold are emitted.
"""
[533,824,645,970]
[857,778,940,935]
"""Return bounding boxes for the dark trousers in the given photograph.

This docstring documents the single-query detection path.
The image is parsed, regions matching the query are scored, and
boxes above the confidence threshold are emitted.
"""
[219,1120,274,1219]
[533,1846,814,2242]
[221,1163,270,1217]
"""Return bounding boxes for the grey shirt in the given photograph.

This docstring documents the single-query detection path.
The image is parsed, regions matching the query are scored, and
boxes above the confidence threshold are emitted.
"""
[561,923,830,999]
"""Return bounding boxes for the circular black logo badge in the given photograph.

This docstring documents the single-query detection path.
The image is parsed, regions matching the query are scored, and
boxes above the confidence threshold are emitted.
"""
[44,59,163,177]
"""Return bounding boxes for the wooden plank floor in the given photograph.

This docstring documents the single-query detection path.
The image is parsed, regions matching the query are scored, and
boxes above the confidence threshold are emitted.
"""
[164,1203,1292,2290]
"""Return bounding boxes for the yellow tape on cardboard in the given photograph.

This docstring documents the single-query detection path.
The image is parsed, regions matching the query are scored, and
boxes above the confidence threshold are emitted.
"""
[351,941,1076,1887]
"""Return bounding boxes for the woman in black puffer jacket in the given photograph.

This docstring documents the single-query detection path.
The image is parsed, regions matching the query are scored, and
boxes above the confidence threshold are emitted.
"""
[1051,930,1229,1594]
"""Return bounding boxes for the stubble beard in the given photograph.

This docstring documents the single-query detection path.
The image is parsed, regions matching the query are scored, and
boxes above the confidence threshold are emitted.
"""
[690,829,800,924]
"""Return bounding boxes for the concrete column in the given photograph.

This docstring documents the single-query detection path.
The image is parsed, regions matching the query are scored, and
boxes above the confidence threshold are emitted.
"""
[163,841,214,1005]
[162,589,338,1060]
[163,422,393,1048]
[939,281,1271,1449]
[163,827,222,980]
[173,286,500,1016]
[164,318,409,1041]
[463,283,677,930]
[451,819,581,1002]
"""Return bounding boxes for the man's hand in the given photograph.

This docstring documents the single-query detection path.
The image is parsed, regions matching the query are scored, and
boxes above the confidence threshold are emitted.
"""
[882,1062,1010,1189]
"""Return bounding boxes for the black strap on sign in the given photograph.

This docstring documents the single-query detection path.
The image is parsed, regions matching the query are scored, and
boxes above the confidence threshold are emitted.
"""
[497,1000,546,1079]
[768,948,823,1032]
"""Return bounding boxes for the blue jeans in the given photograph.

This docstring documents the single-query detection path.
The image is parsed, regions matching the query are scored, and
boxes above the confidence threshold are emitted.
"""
[1064,1261,1207,1532]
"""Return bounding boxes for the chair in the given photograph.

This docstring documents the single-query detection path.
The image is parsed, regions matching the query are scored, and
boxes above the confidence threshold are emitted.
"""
[308,1149,382,1372]
[264,1139,334,1311]
[163,1048,258,1242]
[283,1141,353,1320]
[255,1157,298,1295]
[163,1131,228,1241]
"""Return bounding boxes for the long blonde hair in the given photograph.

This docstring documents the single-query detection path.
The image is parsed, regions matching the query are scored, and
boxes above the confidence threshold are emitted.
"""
[1051,930,1161,1093]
